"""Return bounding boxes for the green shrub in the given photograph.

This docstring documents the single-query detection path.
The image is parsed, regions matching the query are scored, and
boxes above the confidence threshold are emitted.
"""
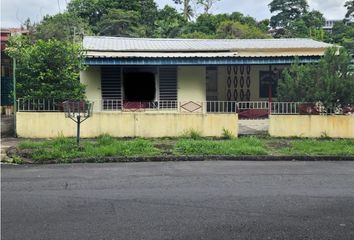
[182,129,202,140]
[96,134,115,145]
[222,128,235,139]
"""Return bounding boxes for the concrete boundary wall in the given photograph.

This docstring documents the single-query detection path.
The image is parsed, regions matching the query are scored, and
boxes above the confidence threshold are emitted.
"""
[16,112,238,138]
[269,115,354,138]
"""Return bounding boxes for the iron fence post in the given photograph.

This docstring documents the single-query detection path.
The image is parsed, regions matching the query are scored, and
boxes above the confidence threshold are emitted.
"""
[76,115,81,146]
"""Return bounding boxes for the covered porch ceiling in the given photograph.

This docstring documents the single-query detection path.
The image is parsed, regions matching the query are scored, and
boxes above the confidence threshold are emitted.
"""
[84,56,324,65]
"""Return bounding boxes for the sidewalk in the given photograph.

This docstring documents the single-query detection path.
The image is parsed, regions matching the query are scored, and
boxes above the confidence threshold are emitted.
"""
[1,137,19,163]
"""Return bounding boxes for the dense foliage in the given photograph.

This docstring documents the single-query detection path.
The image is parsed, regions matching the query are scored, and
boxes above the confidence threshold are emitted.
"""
[345,0,354,20]
[5,37,85,100]
[34,12,93,41]
[277,47,354,107]
[269,0,309,28]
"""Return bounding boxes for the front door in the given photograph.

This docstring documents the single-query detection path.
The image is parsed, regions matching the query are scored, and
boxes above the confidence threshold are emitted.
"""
[206,67,218,101]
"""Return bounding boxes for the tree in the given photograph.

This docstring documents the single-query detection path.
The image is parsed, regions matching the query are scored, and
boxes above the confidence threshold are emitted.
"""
[173,0,194,21]
[34,13,92,42]
[67,0,158,36]
[331,21,354,53]
[216,20,271,39]
[345,0,354,20]
[285,10,326,40]
[269,0,309,28]
[179,12,269,39]
[67,0,103,26]
[138,0,159,36]
[155,5,186,38]
[96,9,145,37]
[277,47,354,107]
[5,36,85,100]
[196,0,220,14]
[179,31,214,38]
[186,13,220,35]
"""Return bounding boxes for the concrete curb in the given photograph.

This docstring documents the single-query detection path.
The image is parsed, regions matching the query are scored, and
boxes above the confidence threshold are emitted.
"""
[18,155,354,164]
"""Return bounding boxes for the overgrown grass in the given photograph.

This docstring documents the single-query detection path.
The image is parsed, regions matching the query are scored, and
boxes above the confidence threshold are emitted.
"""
[18,135,160,161]
[174,137,268,156]
[222,128,235,140]
[280,139,354,156]
[15,136,354,163]
[181,129,203,140]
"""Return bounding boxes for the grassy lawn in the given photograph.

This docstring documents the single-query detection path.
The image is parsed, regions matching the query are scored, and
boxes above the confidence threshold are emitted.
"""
[18,135,160,162]
[13,135,354,163]
[279,139,354,156]
[174,137,268,156]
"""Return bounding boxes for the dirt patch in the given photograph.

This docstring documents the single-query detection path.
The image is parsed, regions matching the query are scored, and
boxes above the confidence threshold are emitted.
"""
[264,139,292,156]
[153,141,175,155]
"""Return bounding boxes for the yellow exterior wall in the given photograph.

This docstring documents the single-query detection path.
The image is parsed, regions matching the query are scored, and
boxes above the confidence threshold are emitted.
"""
[17,112,238,138]
[80,66,101,111]
[177,66,206,102]
[217,65,287,101]
[269,115,354,138]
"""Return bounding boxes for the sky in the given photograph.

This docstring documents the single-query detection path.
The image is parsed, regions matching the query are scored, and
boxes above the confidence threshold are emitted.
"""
[0,0,348,28]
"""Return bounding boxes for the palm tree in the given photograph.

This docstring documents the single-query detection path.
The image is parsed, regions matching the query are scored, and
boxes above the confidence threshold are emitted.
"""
[173,0,194,21]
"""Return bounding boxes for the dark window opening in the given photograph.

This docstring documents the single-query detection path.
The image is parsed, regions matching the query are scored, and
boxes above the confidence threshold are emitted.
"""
[259,71,278,98]
[123,72,156,101]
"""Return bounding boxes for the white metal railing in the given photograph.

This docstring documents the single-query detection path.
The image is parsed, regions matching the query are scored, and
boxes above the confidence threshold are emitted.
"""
[238,101,269,110]
[19,98,346,115]
[271,102,301,115]
[17,98,62,112]
[101,99,178,111]
[101,99,122,111]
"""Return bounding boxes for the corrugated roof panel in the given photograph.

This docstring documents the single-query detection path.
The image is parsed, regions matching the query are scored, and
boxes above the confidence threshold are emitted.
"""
[85,51,327,58]
[83,36,333,52]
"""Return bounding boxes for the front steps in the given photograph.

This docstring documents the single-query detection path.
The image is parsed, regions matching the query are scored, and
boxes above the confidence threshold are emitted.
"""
[238,119,269,135]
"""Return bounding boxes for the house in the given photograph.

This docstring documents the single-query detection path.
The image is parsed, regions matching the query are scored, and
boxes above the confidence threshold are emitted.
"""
[81,36,332,115]
[1,28,28,115]
[16,37,354,138]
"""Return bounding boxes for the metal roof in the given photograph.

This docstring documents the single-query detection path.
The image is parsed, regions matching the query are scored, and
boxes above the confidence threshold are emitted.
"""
[85,51,327,59]
[83,36,333,52]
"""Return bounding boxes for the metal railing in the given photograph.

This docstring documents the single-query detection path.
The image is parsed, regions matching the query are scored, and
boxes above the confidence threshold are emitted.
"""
[101,99,122,111]
[238,101,269,111]
[101,99,178,111]
[205,101,237,113]
[271,102,301,115]
[17,98,350,115]
[17,98,62,112]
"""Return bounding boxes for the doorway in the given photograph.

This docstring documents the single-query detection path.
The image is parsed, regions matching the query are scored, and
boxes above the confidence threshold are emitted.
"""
[123,71,156,101]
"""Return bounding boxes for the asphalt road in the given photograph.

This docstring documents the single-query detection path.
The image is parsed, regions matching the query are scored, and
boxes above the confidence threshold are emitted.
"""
[2,161,354,240]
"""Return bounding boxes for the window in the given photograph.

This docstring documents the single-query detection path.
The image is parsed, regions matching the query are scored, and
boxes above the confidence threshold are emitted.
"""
[123,72,156,101]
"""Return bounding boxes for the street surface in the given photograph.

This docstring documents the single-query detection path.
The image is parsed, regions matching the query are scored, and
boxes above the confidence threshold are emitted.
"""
[2,161,354,240]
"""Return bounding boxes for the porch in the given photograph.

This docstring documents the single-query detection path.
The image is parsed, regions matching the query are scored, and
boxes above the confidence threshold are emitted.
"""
[80,64,288,117]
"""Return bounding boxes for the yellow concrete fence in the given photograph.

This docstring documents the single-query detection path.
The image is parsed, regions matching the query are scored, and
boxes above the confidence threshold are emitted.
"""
[16,112,238,138]
[269,115,354,138]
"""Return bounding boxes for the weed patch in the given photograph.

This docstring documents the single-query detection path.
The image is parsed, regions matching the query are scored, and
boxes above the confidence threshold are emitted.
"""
[174,137,268,156]
[280,139,354,156]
